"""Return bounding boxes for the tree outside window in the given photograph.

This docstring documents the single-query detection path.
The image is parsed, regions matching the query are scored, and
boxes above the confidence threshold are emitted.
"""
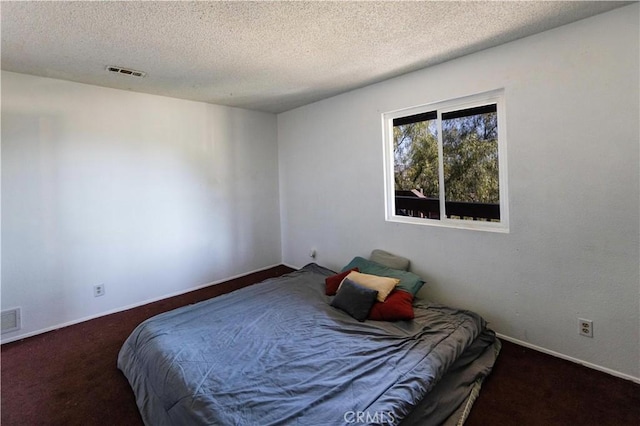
[384,91,508,231]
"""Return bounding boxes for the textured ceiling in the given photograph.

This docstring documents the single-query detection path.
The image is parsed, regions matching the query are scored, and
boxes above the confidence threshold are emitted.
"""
[1,1,632,113]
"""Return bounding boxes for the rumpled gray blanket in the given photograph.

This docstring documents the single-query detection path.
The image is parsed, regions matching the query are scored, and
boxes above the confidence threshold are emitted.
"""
[118,263,498,426]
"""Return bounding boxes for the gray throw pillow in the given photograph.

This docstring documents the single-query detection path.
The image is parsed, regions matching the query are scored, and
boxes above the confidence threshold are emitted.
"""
[330,278,379,322]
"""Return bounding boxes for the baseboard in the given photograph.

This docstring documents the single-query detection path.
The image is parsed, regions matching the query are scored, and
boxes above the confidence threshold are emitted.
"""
[7,273,636,386]
[0,263,285,345]
[285,263,639,385]
[496,333,640,384]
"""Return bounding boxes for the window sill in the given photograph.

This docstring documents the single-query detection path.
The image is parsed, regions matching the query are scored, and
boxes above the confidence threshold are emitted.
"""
[386,215,510,233]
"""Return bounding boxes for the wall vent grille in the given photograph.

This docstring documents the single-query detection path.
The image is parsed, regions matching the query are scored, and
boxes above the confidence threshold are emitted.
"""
[1,308,21,334]
[106,65,146,78]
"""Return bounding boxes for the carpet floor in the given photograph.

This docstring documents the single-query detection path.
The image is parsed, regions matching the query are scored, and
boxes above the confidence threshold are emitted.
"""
[2,265,638,425]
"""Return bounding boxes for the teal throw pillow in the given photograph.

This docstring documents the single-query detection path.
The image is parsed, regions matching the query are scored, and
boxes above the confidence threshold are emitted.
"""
[341,257,425,296]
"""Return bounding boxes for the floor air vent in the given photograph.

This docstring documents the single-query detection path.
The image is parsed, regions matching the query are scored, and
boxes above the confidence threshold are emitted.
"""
[1,308,21,334]
[106,65,146,78]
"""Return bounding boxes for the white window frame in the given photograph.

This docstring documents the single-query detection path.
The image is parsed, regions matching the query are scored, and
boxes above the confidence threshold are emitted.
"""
[382,89,509,233]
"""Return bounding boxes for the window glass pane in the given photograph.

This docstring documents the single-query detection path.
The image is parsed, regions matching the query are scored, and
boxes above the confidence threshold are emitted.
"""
[393,115,440,219]
[442,105,500,221]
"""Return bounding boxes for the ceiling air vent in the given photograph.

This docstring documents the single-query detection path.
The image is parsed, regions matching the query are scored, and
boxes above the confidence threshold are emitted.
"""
[106,65,146,78]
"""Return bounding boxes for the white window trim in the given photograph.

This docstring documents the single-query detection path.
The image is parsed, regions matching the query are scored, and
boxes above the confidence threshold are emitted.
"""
[382,89,509,233]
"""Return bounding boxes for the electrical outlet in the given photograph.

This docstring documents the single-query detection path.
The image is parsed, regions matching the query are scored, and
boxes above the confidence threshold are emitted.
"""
[578,318,593,338]
[94,284,105,297]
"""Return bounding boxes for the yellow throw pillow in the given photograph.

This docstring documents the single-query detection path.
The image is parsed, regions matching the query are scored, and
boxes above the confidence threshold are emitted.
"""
[340,271,399,302]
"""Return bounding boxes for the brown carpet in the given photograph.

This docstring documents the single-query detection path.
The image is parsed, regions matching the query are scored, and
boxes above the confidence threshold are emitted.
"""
[466,339,640,426]
[2,265,639,425]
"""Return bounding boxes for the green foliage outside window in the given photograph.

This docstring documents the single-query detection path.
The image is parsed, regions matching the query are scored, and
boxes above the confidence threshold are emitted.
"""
[394,119,439,198]
[394,110,499,204]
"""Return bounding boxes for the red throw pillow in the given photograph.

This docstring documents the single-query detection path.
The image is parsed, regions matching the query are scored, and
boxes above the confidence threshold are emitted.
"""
[368,290,414,321]
[325,268,359,295]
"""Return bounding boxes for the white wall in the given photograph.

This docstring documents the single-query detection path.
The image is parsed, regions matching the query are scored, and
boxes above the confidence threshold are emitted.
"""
[1,71,281,341]
[278,5,639,380]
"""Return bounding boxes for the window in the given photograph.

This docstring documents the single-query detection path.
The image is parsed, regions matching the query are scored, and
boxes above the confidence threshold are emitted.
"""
[383,90,508,232]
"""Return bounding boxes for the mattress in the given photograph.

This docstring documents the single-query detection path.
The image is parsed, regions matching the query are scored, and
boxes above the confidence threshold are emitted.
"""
[118,263,499,425]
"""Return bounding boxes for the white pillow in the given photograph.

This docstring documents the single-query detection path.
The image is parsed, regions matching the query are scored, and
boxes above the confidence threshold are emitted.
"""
[339,271,399,302]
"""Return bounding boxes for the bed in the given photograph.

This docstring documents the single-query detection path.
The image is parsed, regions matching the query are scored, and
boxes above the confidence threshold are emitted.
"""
[118,258,500,425]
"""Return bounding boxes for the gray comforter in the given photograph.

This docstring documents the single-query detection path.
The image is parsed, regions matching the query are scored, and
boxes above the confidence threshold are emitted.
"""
[118,264,497,426]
